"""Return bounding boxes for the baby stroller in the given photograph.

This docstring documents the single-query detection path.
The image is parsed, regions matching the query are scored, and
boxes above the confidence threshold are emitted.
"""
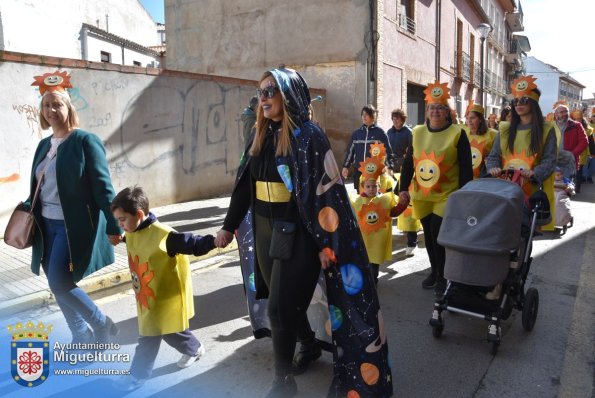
[428,174,550,355]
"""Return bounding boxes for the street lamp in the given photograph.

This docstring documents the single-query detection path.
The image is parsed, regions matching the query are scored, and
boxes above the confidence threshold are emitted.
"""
[477,23,492,106]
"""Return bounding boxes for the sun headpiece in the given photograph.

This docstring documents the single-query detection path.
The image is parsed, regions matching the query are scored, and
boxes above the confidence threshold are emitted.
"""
[31,71,72,96]
[465,100,484,116]
[570,109,584,121]
[552,100,569,110]
[424,81,450,105]
[358,156,384,182]
[511,75,539,102]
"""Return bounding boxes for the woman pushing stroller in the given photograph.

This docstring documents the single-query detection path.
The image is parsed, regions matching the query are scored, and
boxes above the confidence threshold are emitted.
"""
[486,76,557,205]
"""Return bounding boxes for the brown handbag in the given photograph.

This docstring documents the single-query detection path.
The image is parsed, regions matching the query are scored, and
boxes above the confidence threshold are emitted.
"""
[4,157,50,249]
[4,203,37,249]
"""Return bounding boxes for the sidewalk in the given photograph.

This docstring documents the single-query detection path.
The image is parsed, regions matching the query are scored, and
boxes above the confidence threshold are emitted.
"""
[0,195,234,317]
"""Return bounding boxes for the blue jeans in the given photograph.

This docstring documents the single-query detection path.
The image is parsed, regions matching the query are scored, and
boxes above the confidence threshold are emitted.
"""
[41,217,106,337]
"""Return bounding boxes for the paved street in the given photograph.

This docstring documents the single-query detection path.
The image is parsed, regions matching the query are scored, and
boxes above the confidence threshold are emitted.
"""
[1,183,594,398]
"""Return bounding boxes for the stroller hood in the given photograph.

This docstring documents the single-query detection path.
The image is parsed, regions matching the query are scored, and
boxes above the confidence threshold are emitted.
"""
[438,178,525,255]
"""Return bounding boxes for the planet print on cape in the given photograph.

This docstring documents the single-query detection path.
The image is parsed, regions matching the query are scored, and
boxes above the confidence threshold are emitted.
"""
[248,272,256,292]
[329,305,344,331]
[360,362,380,385]
[276,164,293,192]
[318,206,339,232]
[316,149,343,195]
[340,264,364,295]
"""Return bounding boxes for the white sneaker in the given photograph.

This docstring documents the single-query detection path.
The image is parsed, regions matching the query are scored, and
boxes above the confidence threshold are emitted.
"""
[405,246,415,257]
[177,344,205,368]
[112,375,146,392]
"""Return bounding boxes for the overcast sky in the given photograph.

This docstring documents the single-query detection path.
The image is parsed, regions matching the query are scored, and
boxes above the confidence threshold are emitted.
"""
[521,0,595,99]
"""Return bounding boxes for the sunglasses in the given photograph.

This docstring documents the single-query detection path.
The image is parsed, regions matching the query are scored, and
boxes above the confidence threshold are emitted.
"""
[511,97,530,106]
[256,86,279,99]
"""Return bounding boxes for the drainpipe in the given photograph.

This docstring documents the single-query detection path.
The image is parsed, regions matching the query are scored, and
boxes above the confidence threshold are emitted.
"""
[435,0,441,81]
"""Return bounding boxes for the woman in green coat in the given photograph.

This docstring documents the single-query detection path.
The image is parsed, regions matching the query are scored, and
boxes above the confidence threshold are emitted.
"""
[27,71,121,344]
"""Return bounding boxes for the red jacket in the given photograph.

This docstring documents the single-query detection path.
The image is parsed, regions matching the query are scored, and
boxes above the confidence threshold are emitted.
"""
[562,119,588,170]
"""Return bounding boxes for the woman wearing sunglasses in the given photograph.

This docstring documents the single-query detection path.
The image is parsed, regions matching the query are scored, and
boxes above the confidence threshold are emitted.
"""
[215,67,392,398]
[486,76,557,225]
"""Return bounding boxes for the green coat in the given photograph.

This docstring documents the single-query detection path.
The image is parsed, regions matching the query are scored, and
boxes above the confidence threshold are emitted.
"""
[26,129,121,282]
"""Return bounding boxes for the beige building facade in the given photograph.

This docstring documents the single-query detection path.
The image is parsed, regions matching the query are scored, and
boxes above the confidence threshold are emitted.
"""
[165,0,528,158]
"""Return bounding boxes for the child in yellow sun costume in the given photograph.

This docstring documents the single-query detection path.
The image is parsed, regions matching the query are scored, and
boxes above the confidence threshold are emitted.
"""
[351,157,406,284]
[110,186,216,392]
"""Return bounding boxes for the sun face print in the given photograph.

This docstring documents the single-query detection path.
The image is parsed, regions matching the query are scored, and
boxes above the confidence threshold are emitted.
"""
[31,71,72,95]
[469,138,488,177]
[357,200,391,234]
[358,156,384,180]
[414,151,451,196]
[503,149,536,172]
[369,143,387,160]
[128,254,156,312]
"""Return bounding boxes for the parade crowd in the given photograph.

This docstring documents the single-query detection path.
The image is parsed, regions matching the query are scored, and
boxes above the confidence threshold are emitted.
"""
[16,67,593,398]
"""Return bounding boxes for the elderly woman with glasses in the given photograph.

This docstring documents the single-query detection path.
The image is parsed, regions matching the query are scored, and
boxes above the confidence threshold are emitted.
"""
[215,67,392,398]
[486,76,557,220]
[398,81,473,296]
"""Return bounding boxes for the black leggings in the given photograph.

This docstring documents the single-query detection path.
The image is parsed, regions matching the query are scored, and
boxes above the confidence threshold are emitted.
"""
[420,213,445,277]
[254,213,320,376]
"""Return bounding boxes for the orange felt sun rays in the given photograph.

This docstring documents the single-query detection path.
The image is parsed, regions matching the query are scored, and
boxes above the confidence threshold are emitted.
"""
[31,71,72,95]
[424,81,450,105]
[511,75,538,100]
[128,254,156,312]
[368,143,387,160]
[358,156,384,181]
[357,200,391,234]
[414,151,451,196]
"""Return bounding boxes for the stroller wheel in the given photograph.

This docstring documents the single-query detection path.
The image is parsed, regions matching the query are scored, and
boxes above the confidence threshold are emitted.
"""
[522,288,539,331]
[432,325,443,338]
[490,341,500,356]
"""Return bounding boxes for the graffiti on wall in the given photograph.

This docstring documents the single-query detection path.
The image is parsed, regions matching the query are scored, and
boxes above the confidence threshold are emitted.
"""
[12,103,41,137]
[111,80,244,180]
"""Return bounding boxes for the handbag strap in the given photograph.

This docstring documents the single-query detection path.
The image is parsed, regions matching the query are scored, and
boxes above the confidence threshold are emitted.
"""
[29,152,55,212]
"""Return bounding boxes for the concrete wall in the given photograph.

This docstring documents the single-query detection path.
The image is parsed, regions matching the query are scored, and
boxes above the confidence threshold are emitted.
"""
[165,0,370,163]
[0,0,158,56]
[0,51,326,235]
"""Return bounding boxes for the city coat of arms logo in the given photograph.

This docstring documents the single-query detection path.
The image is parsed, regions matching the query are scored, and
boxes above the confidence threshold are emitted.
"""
[8,321,52,387]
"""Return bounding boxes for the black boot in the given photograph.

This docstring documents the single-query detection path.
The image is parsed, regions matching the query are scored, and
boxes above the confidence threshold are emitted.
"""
[421,270,437,289]
[264,374,297,398]
[94,316,119,344]
[292,338,322,375]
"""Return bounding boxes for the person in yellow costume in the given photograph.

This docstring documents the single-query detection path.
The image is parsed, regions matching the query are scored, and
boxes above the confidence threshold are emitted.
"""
[352,160,406,284]
[464,101,498,178]
[486,76,557,232]
[398,81,473,295]
[110,186,216,391]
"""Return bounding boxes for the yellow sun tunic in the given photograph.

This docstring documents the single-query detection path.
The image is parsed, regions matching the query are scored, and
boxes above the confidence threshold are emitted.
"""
[393,172,422,232]
[463,127,498,179]
[411,124,462,219]
[499,121,556,231]
[579,125,593,166]
[125,222,194,336]
[352,193,396,264]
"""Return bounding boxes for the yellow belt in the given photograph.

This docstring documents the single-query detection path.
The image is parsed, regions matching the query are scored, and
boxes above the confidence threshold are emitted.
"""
[255,181,291,203]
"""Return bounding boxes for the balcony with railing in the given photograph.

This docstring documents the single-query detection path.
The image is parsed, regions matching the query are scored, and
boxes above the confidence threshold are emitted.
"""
[397,13,416,35]
[454,51,472,82]
[506,0,524,32]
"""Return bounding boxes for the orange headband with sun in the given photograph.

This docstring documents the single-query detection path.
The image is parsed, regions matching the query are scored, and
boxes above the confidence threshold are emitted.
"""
[552,100,569,110]
[570,109,584,120]
[31,71,72,96]
[424,81,450,105]
[368,143,387,161]
[465,100,484,116]
[358,156,384,181]
[511,75,539,102]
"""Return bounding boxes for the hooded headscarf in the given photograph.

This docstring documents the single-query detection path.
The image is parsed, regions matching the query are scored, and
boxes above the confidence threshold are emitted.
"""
[269,67,311,124]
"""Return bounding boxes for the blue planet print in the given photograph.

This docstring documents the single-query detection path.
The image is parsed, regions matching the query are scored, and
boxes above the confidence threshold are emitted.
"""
[248,272,256,292]
[329,305,343,331]
[340,264,364,295]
